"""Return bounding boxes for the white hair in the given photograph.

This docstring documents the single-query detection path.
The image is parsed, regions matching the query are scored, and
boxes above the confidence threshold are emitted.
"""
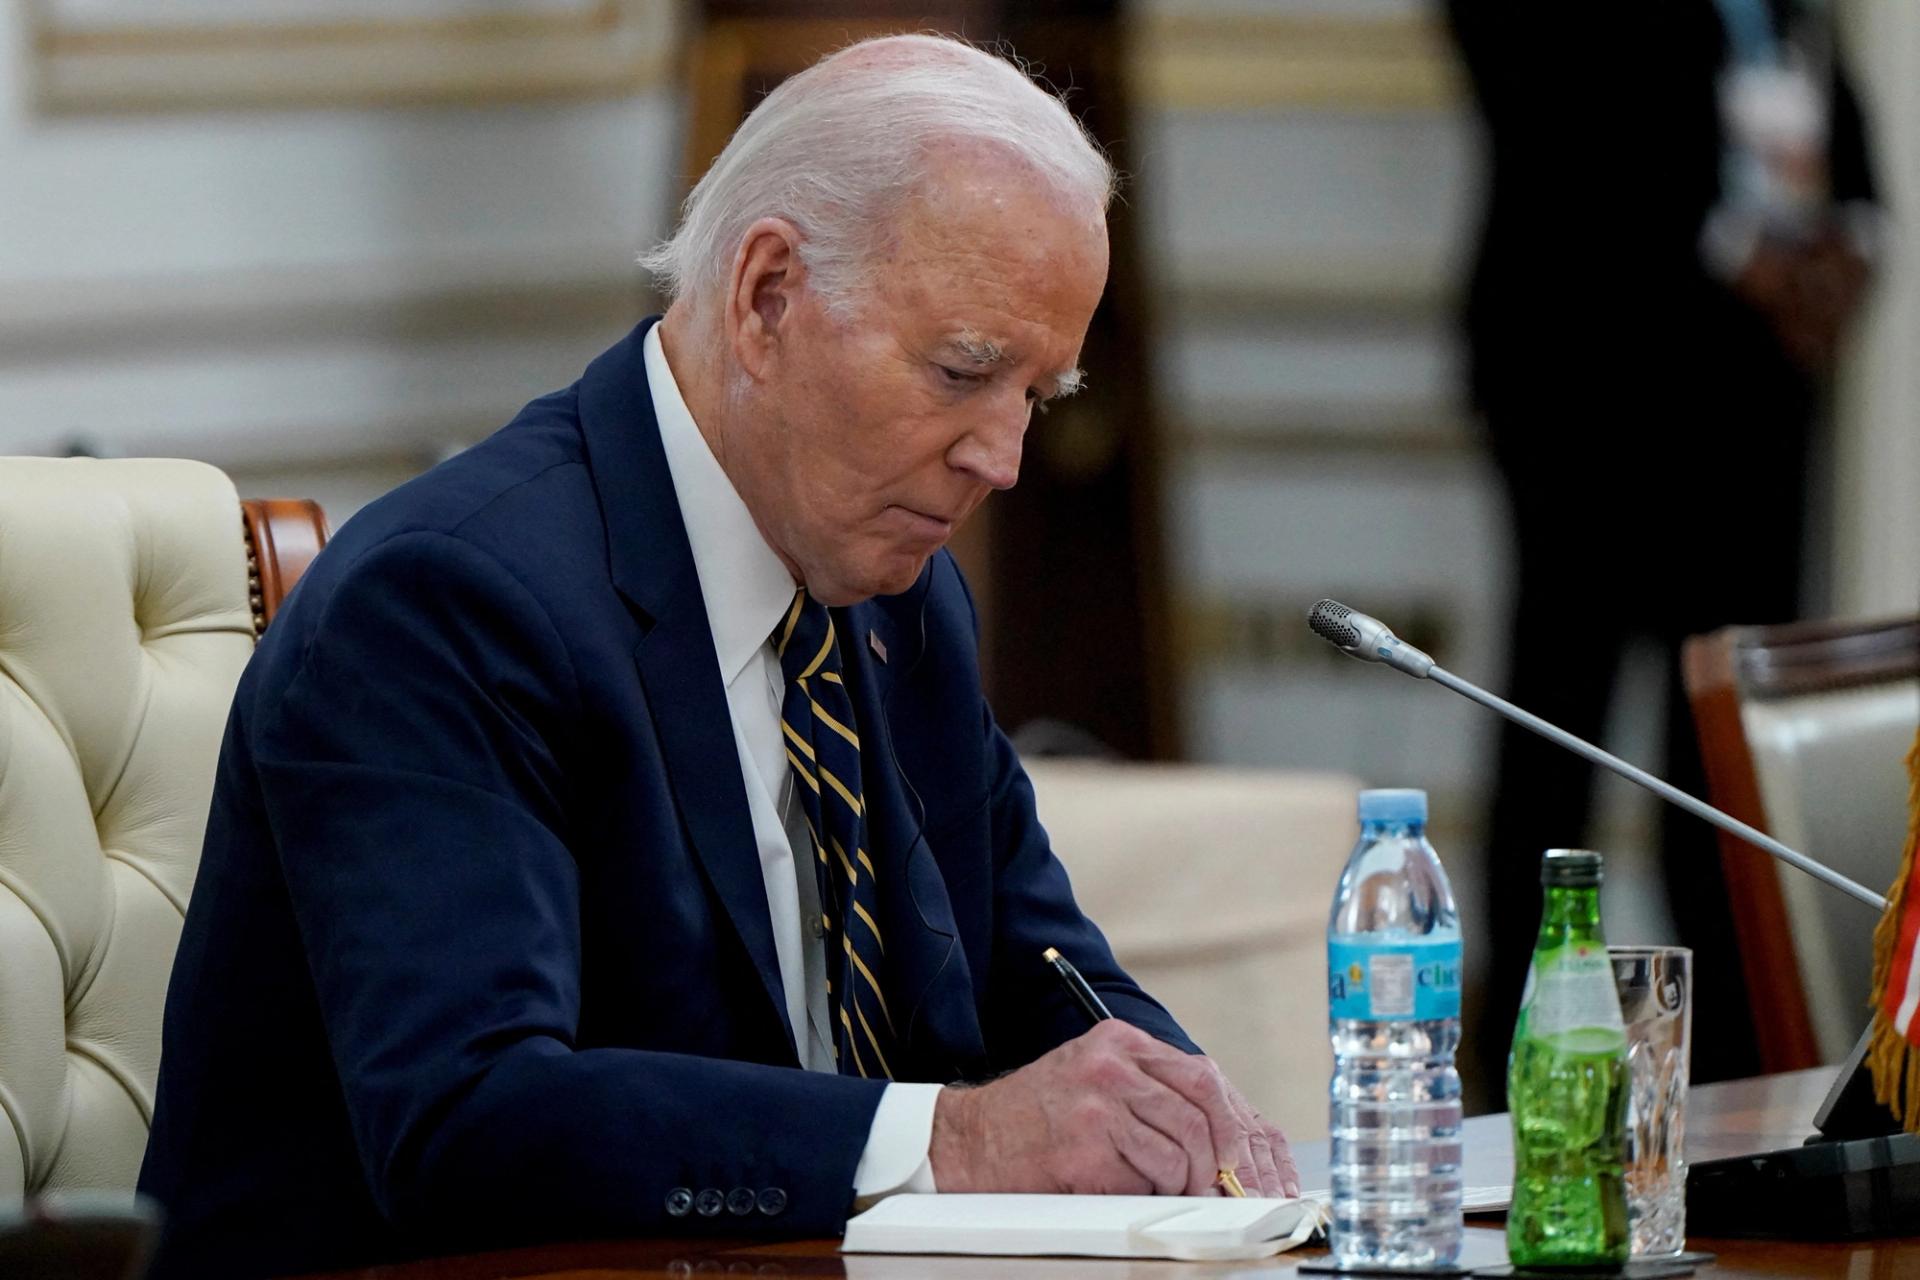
[638,33,1114,318]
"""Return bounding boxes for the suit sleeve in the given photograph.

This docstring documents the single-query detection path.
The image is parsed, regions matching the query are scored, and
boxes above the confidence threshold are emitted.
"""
[935,560,1199,1067]
[978,710,1201,1066]
[252,530,886,1244]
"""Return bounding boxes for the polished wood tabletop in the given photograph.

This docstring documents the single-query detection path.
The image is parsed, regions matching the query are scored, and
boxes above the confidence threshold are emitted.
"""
[303,1069,1918,1280]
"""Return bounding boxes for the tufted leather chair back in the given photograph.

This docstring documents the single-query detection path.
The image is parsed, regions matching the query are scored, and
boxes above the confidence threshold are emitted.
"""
[1027,760,1362,1145]
[0,459,304,1197]
[1745,678,1919,1062]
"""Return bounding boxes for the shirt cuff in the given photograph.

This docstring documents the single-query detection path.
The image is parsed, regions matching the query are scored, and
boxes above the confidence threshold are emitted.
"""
[851,1082,942,1199]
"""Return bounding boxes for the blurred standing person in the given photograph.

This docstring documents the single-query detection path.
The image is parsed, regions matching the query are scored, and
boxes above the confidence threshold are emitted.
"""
[1444,0,1878,1103]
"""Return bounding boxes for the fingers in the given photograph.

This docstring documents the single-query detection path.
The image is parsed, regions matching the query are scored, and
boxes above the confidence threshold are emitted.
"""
[1132,1044,1252,1194]
[1223,1083,1300,1199]
[961,1022,1289,1201]
[1114,1066,1228,1196]
[1218,1083,1265,1196]
[1269,1122,1302,1198]
[1107,1117,1192,1197]
[1067,1024,1216,1195]
[1218,1081,1280,1197]
[1244,1121,1280,1197]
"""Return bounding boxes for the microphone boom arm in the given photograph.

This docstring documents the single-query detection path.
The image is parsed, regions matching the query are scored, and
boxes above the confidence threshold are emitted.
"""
[1426,664,1887,912]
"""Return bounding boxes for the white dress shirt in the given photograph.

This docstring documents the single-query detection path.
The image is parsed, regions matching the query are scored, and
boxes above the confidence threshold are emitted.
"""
[644,324,939,1199]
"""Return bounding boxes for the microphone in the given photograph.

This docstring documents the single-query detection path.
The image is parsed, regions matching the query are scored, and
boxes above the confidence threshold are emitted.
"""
[1306,598,1886,913]
[1307,599,1435,678]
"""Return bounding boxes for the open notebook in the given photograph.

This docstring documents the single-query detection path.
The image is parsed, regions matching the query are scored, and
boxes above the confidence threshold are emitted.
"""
[842,1194,1328,1262]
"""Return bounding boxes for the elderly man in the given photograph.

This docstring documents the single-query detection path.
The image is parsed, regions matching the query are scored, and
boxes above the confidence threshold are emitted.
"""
[139,34,1295,1279]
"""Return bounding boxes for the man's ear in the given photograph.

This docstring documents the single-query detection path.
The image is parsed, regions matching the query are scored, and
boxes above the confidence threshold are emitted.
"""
[726,217,806,382]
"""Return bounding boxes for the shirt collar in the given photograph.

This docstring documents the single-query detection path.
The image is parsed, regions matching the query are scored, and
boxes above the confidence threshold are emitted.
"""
[645,323,797,685]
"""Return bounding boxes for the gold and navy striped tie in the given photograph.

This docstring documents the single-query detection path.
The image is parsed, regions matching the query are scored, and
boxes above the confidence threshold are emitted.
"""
[775,589,898,1078]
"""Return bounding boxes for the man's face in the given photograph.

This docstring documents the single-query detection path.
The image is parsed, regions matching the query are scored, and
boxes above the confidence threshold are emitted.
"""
[740,154,1109,605]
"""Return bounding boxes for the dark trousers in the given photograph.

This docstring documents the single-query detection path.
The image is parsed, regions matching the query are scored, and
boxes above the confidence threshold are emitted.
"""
[1471,362,1813,1106]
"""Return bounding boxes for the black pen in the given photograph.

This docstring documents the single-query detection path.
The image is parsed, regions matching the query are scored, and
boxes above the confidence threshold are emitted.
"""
[1043,946,1114,1023]
[1043,945,1248,1198]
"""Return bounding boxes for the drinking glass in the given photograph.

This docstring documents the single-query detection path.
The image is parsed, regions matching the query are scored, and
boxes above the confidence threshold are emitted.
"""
[1609,945,1692,1257]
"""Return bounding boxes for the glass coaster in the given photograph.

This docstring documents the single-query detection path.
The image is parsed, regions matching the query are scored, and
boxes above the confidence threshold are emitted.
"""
[1471,1260,1696,1280]
[1297,1262,1475,1278]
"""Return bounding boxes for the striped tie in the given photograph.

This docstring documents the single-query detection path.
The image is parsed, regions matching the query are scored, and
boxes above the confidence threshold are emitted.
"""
[775,589,898,1079]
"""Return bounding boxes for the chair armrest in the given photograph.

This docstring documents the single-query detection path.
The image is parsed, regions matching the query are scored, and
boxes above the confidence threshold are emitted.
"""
[242,498,330,634]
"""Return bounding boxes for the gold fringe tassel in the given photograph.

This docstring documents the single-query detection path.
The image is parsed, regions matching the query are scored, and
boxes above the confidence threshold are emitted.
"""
[1866,724,1920,1132]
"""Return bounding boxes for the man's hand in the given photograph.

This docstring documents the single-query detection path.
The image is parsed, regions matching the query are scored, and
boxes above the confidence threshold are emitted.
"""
[929,1021,1300,1198]
[1734,225,1873,374]
[1221,1072,1299,1199]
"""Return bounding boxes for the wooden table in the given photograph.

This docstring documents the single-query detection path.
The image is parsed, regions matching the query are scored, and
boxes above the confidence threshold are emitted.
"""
[305,1069,1918,1279]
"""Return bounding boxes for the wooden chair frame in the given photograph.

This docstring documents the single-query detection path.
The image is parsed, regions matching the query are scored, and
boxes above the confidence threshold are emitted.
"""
[1683,616,1920,1072]
[241,498,331,633]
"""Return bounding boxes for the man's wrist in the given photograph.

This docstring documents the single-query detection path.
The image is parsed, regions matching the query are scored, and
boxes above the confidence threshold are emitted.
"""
[929,1082,985,1194]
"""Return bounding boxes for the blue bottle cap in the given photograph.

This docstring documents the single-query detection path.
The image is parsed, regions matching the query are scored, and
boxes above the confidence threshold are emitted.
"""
[1358,788,1428,824]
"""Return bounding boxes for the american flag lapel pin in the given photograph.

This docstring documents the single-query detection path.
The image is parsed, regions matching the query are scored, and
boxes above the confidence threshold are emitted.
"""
[868,630,888,664]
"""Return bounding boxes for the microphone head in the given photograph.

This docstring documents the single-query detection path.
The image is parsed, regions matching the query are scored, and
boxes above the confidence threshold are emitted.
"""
[1307,598,1436,678]
[1308,599,1362,649]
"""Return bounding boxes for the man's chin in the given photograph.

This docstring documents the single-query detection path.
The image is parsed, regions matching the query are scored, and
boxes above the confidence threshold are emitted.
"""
[810,552,935,607]
[873,557,935,599]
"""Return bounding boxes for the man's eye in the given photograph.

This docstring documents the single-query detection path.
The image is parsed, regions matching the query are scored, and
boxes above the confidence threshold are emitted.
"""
[939,365,984,386]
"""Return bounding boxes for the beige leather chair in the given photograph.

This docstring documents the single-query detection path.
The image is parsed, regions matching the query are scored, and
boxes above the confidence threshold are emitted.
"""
[0,459,327,1198]
[1026,760,1362,1144]
[1684,616,1920,1072]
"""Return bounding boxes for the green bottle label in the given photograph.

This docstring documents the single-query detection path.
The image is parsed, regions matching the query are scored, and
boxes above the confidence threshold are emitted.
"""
[1518,943,1626,1048]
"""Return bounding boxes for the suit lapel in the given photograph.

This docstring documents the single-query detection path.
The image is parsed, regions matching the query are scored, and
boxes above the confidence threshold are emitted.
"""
[840,581,989,1081]
[578,319,796,1062]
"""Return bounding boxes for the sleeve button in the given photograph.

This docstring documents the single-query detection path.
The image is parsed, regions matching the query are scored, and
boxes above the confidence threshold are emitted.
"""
[727,1186,757,1215]
[665,1187,694,1217]
[695,1187,726,1217]
[756,1186,788,1216]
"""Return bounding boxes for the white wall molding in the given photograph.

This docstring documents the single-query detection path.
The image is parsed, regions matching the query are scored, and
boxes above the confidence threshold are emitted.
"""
[1163,253,1454,320]
[27,0,678,114]
[1128,8,1462,113]
[0,252,653,367]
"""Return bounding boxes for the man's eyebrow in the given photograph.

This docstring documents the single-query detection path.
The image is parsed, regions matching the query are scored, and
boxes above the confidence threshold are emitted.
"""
[946,332,1009,367]
[944,333,1085,399]
[1047,367,1087,400]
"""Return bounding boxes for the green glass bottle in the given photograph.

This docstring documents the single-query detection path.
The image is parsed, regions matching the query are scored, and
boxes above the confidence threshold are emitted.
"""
[1507,849,1630,1268]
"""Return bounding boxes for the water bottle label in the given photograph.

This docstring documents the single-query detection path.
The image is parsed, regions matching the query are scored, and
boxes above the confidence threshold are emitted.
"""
[1328,939,1462,1020]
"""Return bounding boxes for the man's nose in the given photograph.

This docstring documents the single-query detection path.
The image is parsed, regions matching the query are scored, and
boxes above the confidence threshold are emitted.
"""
[949,406,1025,492]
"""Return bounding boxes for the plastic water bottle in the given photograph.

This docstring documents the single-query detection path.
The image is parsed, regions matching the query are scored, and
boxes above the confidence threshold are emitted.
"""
[1327,788,1464,1269]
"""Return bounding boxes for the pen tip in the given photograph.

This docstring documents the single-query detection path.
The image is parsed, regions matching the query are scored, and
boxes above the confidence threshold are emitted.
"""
[1042,947,1061,962]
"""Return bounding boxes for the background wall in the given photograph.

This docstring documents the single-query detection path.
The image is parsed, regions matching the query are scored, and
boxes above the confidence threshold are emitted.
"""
[1839,0,1920,619]
[0,2,680,510]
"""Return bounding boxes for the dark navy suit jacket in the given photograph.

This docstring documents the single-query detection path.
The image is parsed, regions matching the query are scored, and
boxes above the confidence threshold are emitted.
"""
[138,318,1192,1278]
